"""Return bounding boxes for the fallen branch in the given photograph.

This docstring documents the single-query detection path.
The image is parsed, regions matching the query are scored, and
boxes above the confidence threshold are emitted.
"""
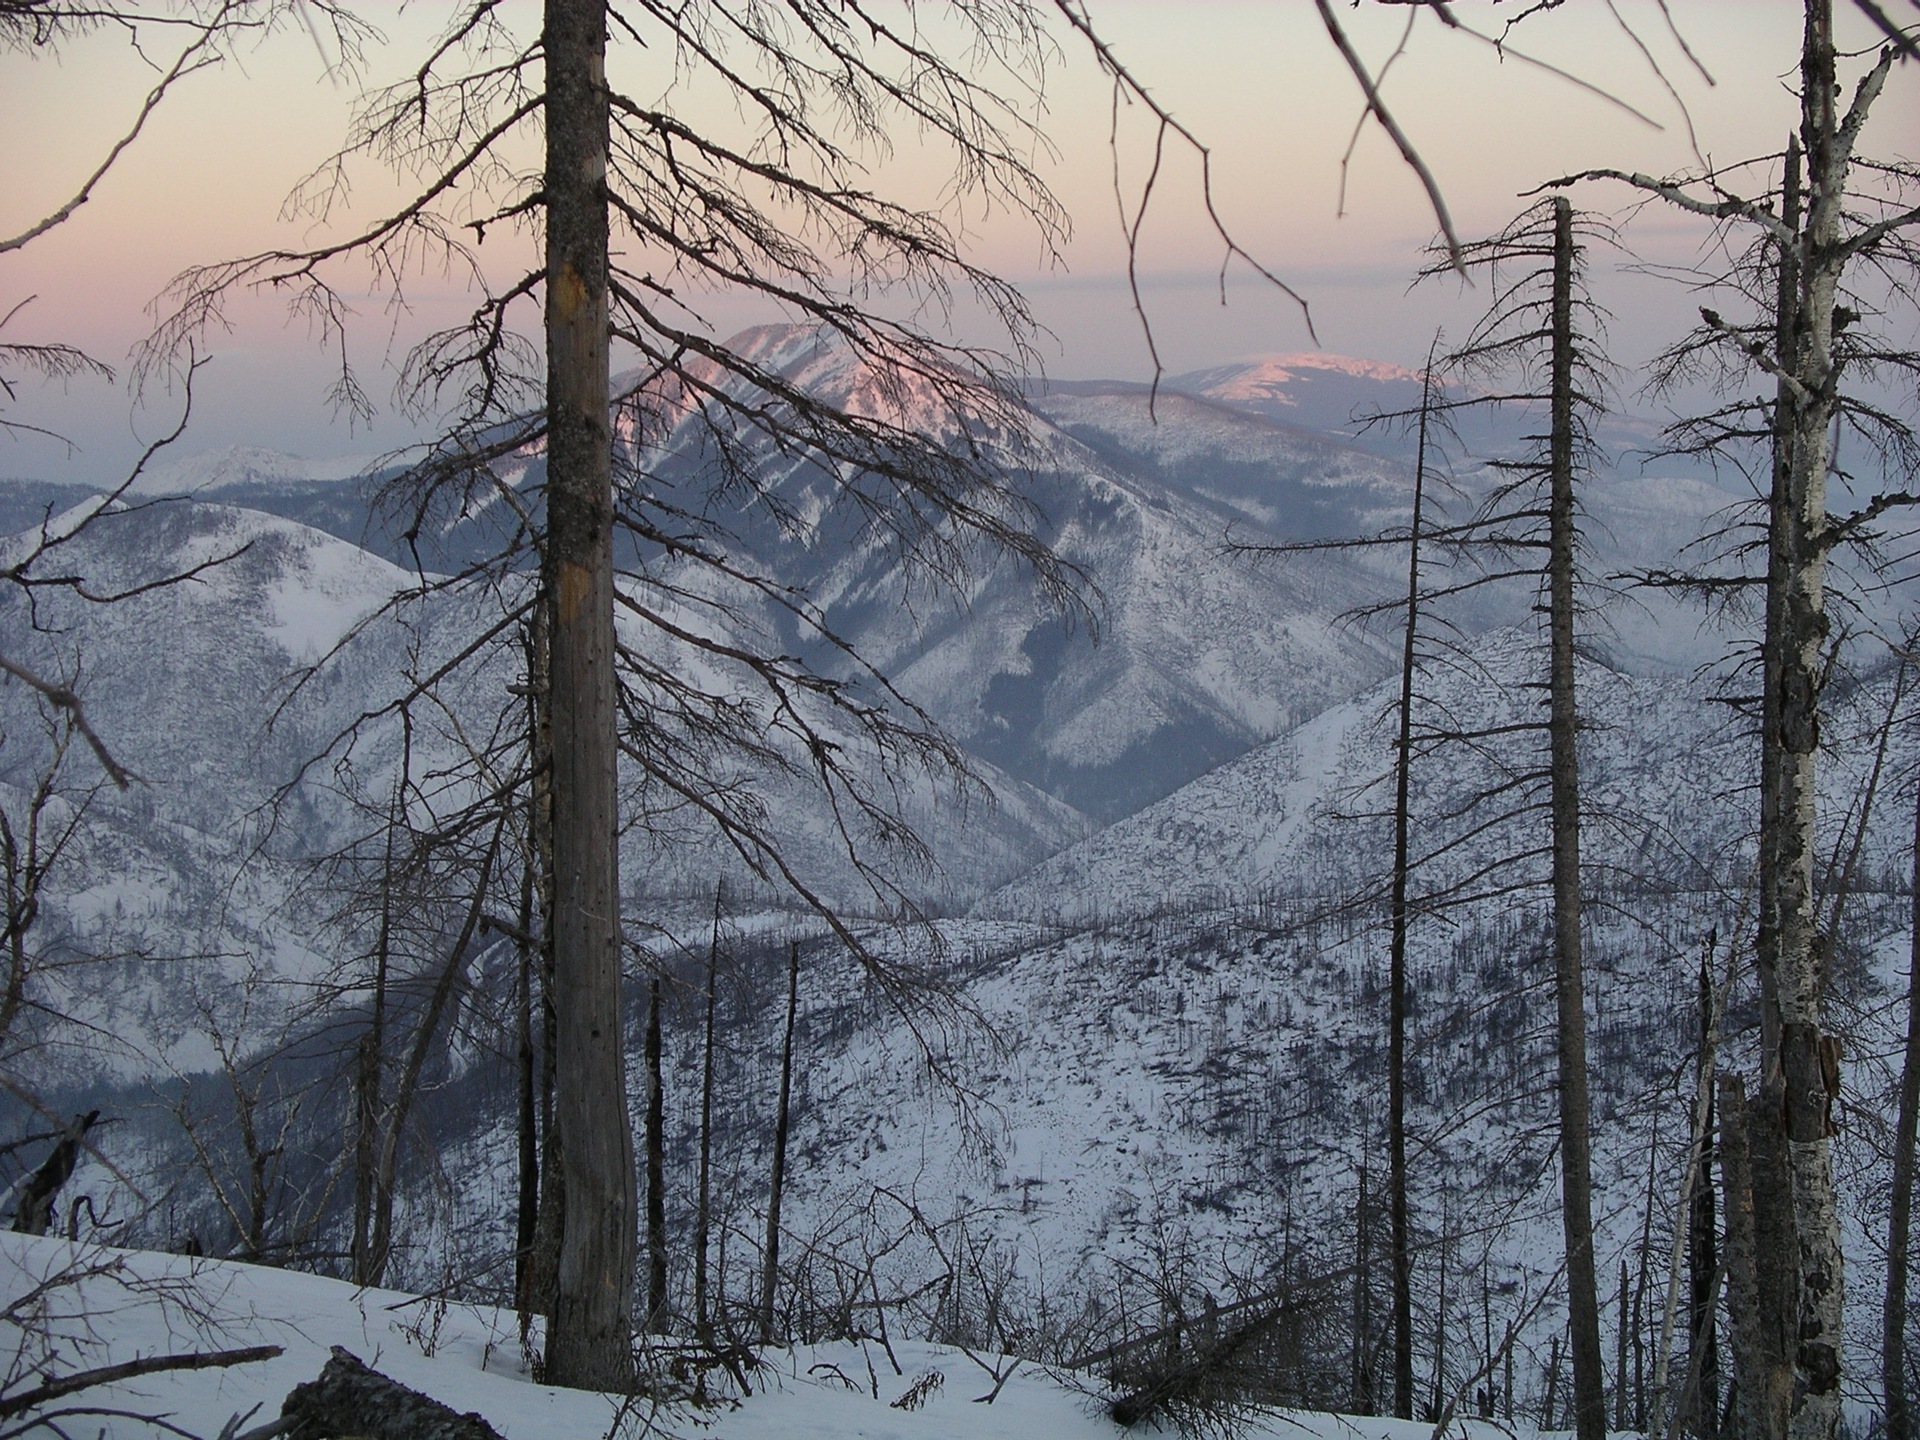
[0,1343,283,1421]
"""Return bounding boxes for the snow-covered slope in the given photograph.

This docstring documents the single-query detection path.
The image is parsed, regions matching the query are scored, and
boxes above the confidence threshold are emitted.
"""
[0,1230,1557,1439]
[976,627,1756,925]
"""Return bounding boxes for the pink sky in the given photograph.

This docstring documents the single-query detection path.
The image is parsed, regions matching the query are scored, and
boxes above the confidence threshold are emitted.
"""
[4,1,1913,483]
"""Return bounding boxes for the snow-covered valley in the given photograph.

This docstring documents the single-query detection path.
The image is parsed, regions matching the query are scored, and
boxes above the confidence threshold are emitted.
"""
[1,326,1914,1436]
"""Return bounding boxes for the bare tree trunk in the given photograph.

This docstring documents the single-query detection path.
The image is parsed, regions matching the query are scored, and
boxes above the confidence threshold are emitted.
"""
[1352,1162,1373,1413]
[365,818,503,1286]
[1752,6,1859,1416]
[1752,1083,1801,1439]
[1480,1267,1494,1418]
[1637,1155,1653,1429]
[1429,1219,1448,1421]
[1546,194,1607,1440]
[525,603,562,1328]
[1544,1331,1562,1432]
[542,0,636,1391]
[1886,771,1920,1440]
[759,940,800,1345]
[1505,1326,1514,1424]
[351,739,406,1287]
[644,973,668,1335]
[1721,1071,1770,1440]
[1387,336,1435,1421]
[694,883,722,1344]
[514,798,540,1324]
[514,625,545,1336]
[1689,952,1721,1439]
[1618,1258,1632,1431]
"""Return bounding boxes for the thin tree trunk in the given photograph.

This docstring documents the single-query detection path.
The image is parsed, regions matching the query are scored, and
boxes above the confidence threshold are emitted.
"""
[351,737,406,1286]
[1618,1258,1632,1431]
[1689,951,1721,1439]
[514,804,540,1323]
[526,602,562,1327]
[542,0,636,1390]
[1481,1267,1494,1418]
[1546,193,1606,1440]
[1635,1152,1651,1436]
[1353,1162,1373,1413]
[516,615,546,1329]
[644,973,668,1335]
[1387,335,1436,1421]
[1638,1115,1658,1429]
[1545,1332,1562,1432]
[1505,1326,1513,1424]
[1885,770,1920,1440]
[1721,1071,1770,1440]
[760,939,800,1345]
[1429,1219,1447,1421]
[365,817,504,1286]
[1655,933,1729,1438]
[694,882,722,1343]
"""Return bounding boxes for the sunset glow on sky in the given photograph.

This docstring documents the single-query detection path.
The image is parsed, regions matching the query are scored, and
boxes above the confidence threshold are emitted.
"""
[4,1,1915,483]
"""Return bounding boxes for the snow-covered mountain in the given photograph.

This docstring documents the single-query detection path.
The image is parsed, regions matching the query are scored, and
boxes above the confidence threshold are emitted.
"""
[9,326,1916,1429]
[126,444,384,497]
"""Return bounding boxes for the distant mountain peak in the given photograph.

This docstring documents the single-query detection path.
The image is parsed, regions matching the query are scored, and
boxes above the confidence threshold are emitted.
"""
[127,444,379,497]
[1171,353,1428,409]
[1213,352,1426,384]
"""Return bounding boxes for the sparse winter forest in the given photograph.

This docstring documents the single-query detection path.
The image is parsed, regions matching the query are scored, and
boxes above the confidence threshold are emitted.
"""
[1,1,1919,1437]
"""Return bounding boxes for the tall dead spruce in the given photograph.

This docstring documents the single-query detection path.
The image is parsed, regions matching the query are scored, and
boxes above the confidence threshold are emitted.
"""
[1431,197,1609,1440]
[1558,5,1920,1432]
[147,0,1114,1388]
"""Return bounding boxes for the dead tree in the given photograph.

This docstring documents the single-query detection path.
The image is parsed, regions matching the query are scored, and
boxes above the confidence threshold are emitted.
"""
[349,726,408,1287]
[643,972,667,1336]
[145,0,1133,1381]
[1421,197,1613,1440]
[1559,7,1920,1426]
[1688,952,1721,1439]
[1888,748,1920,1439]
[760,939,801,1345]
[1384,338,1437,1420]
[693,882,724,1343]
[1542,196,1607,1440]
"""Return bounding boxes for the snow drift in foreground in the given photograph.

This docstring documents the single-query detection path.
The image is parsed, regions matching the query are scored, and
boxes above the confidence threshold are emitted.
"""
[0,1231,1567,1439]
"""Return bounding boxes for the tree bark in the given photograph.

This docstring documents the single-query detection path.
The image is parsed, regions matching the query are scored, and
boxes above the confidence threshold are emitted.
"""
[1885,771,1920,1439]
[1546,194,1607,1440]
[542,0,636,1391]
[1720,1071,1772,1440]
[1753,1085,1801,1439]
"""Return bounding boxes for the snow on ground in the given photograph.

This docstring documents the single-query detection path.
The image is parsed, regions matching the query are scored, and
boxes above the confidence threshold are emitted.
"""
[0,1231,1573,1439]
